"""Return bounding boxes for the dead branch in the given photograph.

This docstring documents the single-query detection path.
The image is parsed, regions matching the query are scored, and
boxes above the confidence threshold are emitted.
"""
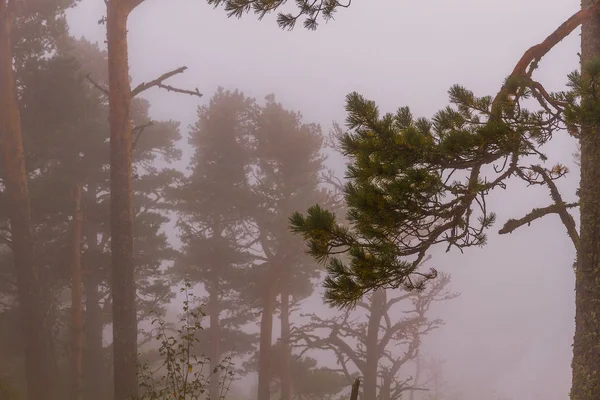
[499,164,579,248]
[85,73,109,96]
[156,83,203,98]
[499,201,578,236]
[131,66,201,98]
[533,165,579,248]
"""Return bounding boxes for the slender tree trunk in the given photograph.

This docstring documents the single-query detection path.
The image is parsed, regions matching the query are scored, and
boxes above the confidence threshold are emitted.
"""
[258,267,277,400]
[83,183,107,400]
[408,352,420,400]
[106,1,138,398]
[572,3,600,400]
[279,278,292,400]
[363,289,384,400]
[209,283,221,400]
[71,184,84,400]
[0,2,58,399]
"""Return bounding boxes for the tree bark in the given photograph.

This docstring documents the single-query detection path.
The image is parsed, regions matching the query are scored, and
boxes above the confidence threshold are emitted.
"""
[363,289,385,400]
[0,2,58,399]
[279,278,292,400]
[83,183,107,400]
[257,267,277,400]
[106,1,138,399]
[572,2,600,398]
[71,184,84,400]
[209,282,221,400]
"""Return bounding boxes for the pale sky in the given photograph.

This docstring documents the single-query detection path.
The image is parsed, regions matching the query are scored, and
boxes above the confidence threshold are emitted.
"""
[66,1,582,399]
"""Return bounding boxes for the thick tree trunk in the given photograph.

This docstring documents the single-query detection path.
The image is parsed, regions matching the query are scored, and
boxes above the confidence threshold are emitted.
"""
[0,3,58,399]
[363,289,385,400]
[209,284,221,400]
[572,3,600,398]
[279,280,292,400]
[257,269,277,400]
[106,1,138,399]
[71,184,84,400]
[83,183,107,400]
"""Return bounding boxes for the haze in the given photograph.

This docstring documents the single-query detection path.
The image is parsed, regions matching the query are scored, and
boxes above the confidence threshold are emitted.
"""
[0,0,583,399]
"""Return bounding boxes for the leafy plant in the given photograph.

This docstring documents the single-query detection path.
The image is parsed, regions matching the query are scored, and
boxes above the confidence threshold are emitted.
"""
[136,281,235,400]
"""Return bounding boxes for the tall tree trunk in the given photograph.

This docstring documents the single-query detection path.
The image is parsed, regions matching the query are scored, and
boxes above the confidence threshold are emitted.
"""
[71,184,84,400]
[83,183,107,400]
[0,2,58,399]
[363,289,385,400]
[257,267,277,400]
[209,283,221,400]
[279,278,292,400]
[106,1,138,399]
[572,3,600,400]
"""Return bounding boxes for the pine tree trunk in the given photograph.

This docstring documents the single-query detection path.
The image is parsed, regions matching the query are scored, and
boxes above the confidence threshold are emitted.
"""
[70,184,84,400]
[0,2,58,399]
[83,183,107,400]
[572,3,600,398]
[408,352,420,400]
[106,1,138,399]
[363,289,385,400]
[209,283,221,400]
[279,280,292,400]
[257,268,277,400]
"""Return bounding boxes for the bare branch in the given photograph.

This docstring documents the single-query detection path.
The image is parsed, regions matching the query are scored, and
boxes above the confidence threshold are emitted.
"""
[499,165,579,249]
[131,66,201,98]
[155,83,203,98]
[85,73,109,96]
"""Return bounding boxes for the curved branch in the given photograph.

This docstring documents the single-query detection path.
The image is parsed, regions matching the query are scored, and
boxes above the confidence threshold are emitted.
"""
[492,3,600,113]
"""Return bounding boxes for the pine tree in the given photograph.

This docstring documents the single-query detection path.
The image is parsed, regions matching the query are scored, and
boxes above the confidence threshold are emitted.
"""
[0,36,181,398]
[249,94,330,400]
[170,88,261,400]
[0,1,77,397]
[290,5,600,400]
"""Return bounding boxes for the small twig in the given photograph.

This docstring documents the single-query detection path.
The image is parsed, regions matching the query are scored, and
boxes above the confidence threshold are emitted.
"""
[132,121,155,150]
[85,73,109,96]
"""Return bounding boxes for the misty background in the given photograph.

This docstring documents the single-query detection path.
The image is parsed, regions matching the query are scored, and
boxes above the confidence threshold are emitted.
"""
[61,0,579,399]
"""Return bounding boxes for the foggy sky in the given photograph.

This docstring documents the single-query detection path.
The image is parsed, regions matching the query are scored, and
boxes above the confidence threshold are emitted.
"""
[67,1,581,398]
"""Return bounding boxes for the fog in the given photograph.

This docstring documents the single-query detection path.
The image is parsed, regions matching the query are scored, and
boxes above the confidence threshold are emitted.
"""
[0,0,585,399]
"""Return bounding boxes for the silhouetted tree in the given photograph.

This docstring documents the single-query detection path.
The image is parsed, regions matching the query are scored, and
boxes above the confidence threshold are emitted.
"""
[292,274,456,400]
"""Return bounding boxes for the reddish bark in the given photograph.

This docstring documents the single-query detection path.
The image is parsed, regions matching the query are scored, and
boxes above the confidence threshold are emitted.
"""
[106,1,138,399]
[71,184,84,400]
[0,1,58,399]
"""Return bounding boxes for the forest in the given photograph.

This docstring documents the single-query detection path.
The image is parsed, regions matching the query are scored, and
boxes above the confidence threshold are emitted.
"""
[0,0,598,400]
